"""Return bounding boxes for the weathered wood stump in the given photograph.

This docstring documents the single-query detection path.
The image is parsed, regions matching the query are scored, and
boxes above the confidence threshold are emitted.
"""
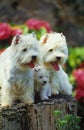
[0,92,77,130]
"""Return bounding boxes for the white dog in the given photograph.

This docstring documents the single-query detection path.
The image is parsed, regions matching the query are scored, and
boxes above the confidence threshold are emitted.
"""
[34,65,51,100]
[0,33,40,107]
[39,32,72,95]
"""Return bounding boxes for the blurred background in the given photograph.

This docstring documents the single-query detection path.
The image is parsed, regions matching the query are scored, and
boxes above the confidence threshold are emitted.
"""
[0,0,84,46]
[0,0,84,129]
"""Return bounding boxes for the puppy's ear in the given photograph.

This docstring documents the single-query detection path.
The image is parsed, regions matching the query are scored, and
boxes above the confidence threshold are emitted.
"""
[42,34,48,44]
[12,34,21,45]
[34,67,40,72]
[32,32,36,38]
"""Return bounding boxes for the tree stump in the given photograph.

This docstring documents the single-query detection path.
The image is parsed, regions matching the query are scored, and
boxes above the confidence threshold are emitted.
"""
[0,91,77,130]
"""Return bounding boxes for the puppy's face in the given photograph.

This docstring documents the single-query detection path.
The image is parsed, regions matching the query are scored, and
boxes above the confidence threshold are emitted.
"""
[40,33,68,71]
[34,66,50,86]
[11,33,40,69]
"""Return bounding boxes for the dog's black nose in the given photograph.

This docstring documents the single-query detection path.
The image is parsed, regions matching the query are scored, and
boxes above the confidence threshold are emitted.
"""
[56,56,61,61]
[32,55,37,60]
[43,81,47,84]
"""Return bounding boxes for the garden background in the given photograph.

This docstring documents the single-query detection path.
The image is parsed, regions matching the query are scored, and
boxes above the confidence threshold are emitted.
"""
[0,0,84,130]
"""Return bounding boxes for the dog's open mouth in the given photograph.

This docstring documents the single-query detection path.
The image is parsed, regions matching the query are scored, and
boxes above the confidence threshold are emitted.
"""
[51,61,60,71]
[27,61,35,68]
[23,61,35,68]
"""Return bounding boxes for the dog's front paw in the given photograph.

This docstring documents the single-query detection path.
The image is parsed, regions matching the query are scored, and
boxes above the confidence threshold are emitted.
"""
[51,89,59,95]
[41,96,49,100]
[48,93,51,97]
[24,99,34,105]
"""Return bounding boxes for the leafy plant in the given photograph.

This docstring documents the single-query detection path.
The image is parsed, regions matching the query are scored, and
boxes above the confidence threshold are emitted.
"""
[53,110,81,130]
[66,47,84,74]
[65,47,84,89]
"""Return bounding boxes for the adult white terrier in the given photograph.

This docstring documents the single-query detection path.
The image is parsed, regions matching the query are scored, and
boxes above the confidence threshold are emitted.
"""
[0,33,40,107]
[39,32,72,95]
[34,65,51,100]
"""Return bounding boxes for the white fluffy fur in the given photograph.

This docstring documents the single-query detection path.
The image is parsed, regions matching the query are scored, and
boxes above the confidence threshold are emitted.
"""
[34,65,51,100]
[39,32,72,95]
[0,33,40,107]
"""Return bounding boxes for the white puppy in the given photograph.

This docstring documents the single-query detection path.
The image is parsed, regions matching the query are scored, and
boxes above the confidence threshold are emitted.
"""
[0,33,40,107]
[34,65,51,100]
[39,32,72,95]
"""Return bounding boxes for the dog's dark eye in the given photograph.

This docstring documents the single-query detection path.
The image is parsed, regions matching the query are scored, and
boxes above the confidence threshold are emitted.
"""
[39,76,43,78]
[49,49,53,52]
[22,48,27,52]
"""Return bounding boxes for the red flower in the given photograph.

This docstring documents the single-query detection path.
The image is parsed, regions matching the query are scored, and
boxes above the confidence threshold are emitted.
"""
[0,23,12,40]
[73,69,84,89]
[38,20,52,32]
[25,18,39,30]
[78,61,84,68]
[73,69,84,101]
[75,87,84,101]
[25,18,52,32]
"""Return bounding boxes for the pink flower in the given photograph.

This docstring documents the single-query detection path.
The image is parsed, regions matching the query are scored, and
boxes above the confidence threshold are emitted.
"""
[25,18,39,30]
[25,18,52,32]
[39,20,52,32]
[73,69,84,89]
[0,23,12,40]
[73,69,84,101]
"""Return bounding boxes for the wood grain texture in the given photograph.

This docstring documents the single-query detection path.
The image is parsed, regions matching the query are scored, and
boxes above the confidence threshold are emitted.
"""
[0,93,77,130]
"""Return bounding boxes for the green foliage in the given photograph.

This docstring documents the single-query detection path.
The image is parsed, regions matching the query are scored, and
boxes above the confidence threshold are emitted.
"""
[63,47,84,86]
[66,47,84,73]
[19,24,29,35]
[53,110,81,130]
[28,27,47,40]
[0,41,10,49]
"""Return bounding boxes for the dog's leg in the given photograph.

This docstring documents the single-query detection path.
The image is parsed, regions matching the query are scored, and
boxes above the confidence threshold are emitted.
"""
[59,69,72,95]
[47,83,51,97]
[1,84,15,108]
[40,85,49,100]
[23,85,34,105]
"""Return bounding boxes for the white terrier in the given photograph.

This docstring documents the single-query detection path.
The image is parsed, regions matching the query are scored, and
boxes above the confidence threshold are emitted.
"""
[34,65,51,100]
[39,32,72,95]
[0,33,40,107]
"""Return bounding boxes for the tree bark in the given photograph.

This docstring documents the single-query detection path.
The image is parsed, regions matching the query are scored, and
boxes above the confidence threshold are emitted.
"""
[0,93,77,130]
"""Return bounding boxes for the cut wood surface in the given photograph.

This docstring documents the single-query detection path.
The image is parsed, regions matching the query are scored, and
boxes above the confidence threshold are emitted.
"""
[0,90,77,130]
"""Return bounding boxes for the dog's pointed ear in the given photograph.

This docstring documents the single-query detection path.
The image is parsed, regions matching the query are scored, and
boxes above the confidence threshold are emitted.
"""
[42,34,48,44]
[12,34,21,45]
[32,32,36,38]
[34,67,40,72]
[60,32,64,37]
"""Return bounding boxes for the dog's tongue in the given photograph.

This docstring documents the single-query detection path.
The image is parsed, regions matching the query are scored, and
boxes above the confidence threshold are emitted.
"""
[52,62,59,71]
[28,61,35,68]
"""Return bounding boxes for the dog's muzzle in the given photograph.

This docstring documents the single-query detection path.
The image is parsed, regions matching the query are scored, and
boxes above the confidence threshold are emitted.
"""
[32,55,37,61]
[42,81,47,85]
[56,56,61,61]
